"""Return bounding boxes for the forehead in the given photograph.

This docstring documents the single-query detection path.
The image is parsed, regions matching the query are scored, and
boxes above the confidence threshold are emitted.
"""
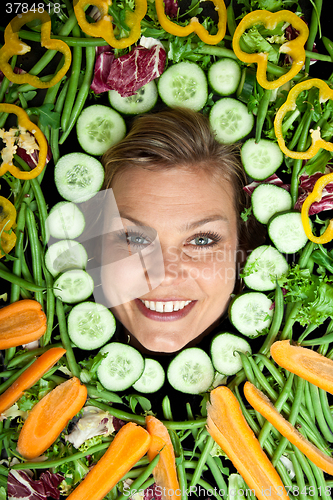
[111,166,237,225]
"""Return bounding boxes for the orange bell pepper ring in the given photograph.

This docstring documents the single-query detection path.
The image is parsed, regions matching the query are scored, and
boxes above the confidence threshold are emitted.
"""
[155,0,227,45]
[0,104,48,180]
[0,196,17,258]
[232,9,309,90]
[0,11,71,89]
[74,0,147,49]
[301,172,333,244]
[274,78,333,160]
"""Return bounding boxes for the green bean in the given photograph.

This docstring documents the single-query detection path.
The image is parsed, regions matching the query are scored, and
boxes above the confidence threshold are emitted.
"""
[10,203,27,303]
[25,207,44,305]
[189,435,214,488]
[0,359,35,393]
[272,377,305,467]
[186,473,224,500]
[56,298,80,377]
[258,372,294,448]
[12,442,110,469]
[43,58,67,106]
[1,371,18,378]
[280,302,302,340]
[0,55,17,102]
[318,387,333,436]
[61,23,83,132]
[177,458,188,500]
[133,477,155,492]
[59,43,95,144]
[0,268,45,292]
[304,381,316,423]
[51,78,70,164]
[305,0,323,74]
[226,0,236,37]
[308,461,331,499]
[206,456,228,500]
[14,155,49,245]
[290,447,307,500]
[255,88,272,143]
[253,354,286,387]
[293,448,318,500]
[7,343,63,369]
[323,36,333,61]
[309,383,333,443]
[162,395,174,420]
[14,181,31,210]
[18,30,109,46]
[40,250,55,346]
[85,385,123,404]
[117,453,160,500]
[259,283,284,355]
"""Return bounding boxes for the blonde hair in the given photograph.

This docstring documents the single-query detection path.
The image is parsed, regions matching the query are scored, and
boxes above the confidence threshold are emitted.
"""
[101,107,260,250]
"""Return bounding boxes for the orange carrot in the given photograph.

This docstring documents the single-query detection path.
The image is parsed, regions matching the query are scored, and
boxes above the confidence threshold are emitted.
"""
[244,381,333,475]
[271,340,333,394]
[0,347,66,414]
[146,416,180,500]
[66,422,151,500]
[0,299,47,349]
[207,386,289,500]
[17,377,87,460]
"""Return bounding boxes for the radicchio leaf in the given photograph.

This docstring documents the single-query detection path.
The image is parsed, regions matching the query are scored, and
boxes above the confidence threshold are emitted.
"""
[294,168,333,214]
[164,0,178,18]
[7,470,63,500]
[16,142,52,170]
[90,49,115,94]
[243,174,290,197]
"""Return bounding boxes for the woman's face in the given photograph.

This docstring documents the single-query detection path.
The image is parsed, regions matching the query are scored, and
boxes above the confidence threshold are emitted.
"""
[101,166,239,353]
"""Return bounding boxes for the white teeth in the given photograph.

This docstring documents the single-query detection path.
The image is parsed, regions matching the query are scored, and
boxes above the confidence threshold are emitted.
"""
[140,299,192,312]
[155,301,164,313]
[164,302,174,313]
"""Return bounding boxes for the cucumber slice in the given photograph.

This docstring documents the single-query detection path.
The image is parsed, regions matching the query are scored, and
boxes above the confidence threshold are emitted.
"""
[167,348,214,394]
[241,138,283,180]
[76,105,126,156]
[268,211,308,254]
[208,58,242,96]
[53,269,94,303]
[54,153,104,203]
[158,61,208,111]
[46,201,85,240]
[132,358,165,393]
[210,332,252,376]
[251,184,293,224]
[45,240,88,277]
[67,302,116,350]
[108,81,158,115]
[229,292,274,337]
[97,342,145,391]
[209,98,254,144]
[243,245,289,291]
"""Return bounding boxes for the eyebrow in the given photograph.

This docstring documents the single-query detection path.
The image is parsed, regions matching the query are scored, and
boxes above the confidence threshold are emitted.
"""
[119,213,229,232]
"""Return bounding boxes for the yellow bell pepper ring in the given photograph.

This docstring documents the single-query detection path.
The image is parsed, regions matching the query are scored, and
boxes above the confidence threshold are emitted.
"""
[74,0,147,49]
[274,78,333,160]
[0,104,48,180]
[0,196,17,258]
[232,9,309,90]
[301,172,333,244]
[0,11,72,89]
[155,0,227,45]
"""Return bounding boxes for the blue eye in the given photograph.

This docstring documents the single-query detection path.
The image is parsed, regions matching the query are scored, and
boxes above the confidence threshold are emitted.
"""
[190,236,213,246]
[127,234,150,246]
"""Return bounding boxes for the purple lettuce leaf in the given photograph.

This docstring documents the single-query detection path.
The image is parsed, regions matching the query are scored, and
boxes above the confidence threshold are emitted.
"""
[7,470,63,500]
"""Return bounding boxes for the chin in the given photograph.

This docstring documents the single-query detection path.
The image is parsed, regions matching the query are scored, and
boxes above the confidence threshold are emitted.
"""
[129,329,196,355]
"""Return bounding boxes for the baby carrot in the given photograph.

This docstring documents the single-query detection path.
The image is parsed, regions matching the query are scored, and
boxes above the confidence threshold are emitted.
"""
[244,381,333,475]
[146,415,181,500]
[0,299,47,349]
[66,422,151,500]
[0,347,66,414]
[206,386,289,500]
[271,340,333,394]
[17,377,87,460]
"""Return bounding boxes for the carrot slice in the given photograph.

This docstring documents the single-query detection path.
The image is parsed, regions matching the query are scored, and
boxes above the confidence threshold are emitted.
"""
[146,416,180,500]
[244,381,333,475]
[0,299,47,349]
[271,340,333,394]
[207,386,289,500]
[0,347,66,415]
[17,377,87,460]
[66,422,151,500]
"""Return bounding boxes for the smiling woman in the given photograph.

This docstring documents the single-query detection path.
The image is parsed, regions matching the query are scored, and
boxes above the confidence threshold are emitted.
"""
[99,108,260,354]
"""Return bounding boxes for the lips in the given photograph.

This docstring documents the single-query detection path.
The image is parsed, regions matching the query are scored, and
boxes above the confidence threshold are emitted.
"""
[134,298,197,322]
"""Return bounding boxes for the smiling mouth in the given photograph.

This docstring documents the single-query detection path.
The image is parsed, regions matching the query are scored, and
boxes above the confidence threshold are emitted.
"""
[139,299,192,313]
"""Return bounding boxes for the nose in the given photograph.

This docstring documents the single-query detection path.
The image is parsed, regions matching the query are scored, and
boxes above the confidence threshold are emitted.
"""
[158,244,190,287]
